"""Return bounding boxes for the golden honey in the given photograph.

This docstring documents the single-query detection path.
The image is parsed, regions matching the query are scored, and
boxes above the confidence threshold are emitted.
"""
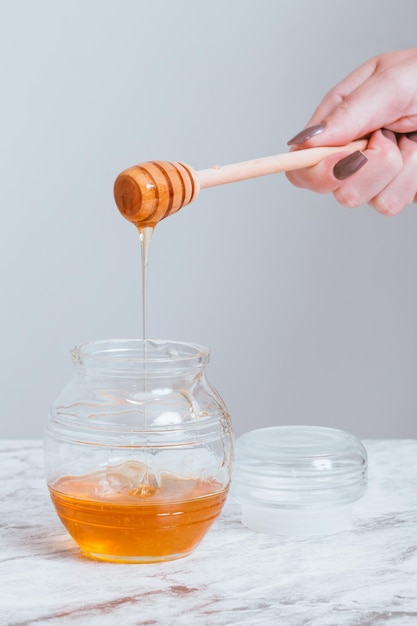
[49,463,227,563]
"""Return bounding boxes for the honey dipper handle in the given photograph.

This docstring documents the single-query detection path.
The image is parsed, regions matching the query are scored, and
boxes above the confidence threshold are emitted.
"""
[197,139,367,189]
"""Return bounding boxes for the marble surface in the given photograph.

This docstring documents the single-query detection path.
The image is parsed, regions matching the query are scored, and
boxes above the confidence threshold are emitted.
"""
[1,439,417,626]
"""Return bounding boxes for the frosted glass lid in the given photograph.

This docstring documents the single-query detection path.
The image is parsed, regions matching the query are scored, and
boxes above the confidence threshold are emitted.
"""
[231,425,368,508]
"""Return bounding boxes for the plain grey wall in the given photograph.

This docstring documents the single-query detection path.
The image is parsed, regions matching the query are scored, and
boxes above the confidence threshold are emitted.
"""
[2,0,417,439]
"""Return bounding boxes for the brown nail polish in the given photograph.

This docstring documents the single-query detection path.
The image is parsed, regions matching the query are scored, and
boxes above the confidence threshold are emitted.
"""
[287,123,325,145]
[333,151,368,180]
[381,129,397,143]
[407,132,417,143]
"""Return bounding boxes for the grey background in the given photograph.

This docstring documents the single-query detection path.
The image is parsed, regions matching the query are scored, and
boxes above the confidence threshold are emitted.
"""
[2,0,417,440]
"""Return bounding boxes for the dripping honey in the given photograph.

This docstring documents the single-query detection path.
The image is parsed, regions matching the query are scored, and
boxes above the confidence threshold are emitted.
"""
[49,465,227,563]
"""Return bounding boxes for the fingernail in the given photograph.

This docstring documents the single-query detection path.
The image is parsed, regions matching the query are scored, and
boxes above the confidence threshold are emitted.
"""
[407,132,417,143]
[333,151,368,180]
[287,123,325,145]
[381,129,397,143]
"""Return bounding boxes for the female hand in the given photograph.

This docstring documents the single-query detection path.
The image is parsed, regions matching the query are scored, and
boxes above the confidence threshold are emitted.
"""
[286,48,417,216]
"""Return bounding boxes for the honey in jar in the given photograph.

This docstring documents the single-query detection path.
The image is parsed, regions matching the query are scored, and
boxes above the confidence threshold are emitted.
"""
[49,461,227,563]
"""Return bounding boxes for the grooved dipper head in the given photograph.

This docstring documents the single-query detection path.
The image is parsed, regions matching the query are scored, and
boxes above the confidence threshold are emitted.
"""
[113,160,199,227]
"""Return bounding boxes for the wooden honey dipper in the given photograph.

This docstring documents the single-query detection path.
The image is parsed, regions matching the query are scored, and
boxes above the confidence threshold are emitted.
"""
[114,139,367,227]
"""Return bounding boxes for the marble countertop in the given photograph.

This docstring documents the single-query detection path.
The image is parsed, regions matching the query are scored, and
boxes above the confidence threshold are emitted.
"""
[1,439,417,626]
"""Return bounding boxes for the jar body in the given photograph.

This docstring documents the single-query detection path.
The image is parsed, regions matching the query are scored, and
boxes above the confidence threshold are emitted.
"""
[44,339,233,563]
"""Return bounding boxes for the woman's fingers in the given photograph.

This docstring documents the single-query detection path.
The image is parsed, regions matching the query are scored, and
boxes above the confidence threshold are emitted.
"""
[285,49,417,215]
[333,130,403,208]
[370,133,417,216]
[285,150,366,194]
[288,49,417,148]
[286,130,404,210]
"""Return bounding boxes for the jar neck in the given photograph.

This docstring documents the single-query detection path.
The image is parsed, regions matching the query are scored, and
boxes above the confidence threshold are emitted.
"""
[71,339,209,382]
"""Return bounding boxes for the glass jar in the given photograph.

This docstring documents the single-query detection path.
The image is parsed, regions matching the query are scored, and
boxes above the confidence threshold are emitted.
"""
[44,339,233,563]
[231,425,367,536]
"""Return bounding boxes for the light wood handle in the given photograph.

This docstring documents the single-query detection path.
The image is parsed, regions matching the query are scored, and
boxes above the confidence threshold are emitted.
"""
[197,140,367,188]
[113,139,367,227]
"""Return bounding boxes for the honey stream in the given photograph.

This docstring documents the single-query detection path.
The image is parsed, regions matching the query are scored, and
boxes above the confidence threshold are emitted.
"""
[138,226,153,340]
[139,225,152,434]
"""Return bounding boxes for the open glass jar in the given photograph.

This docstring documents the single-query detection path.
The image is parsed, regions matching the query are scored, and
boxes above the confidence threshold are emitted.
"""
[44,339,233,563]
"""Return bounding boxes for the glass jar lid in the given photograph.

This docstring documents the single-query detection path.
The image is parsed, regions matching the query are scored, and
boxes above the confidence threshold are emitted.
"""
[231,425,368,535]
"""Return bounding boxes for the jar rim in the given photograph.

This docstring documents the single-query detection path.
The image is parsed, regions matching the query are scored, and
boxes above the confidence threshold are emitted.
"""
[71,338,210,369]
